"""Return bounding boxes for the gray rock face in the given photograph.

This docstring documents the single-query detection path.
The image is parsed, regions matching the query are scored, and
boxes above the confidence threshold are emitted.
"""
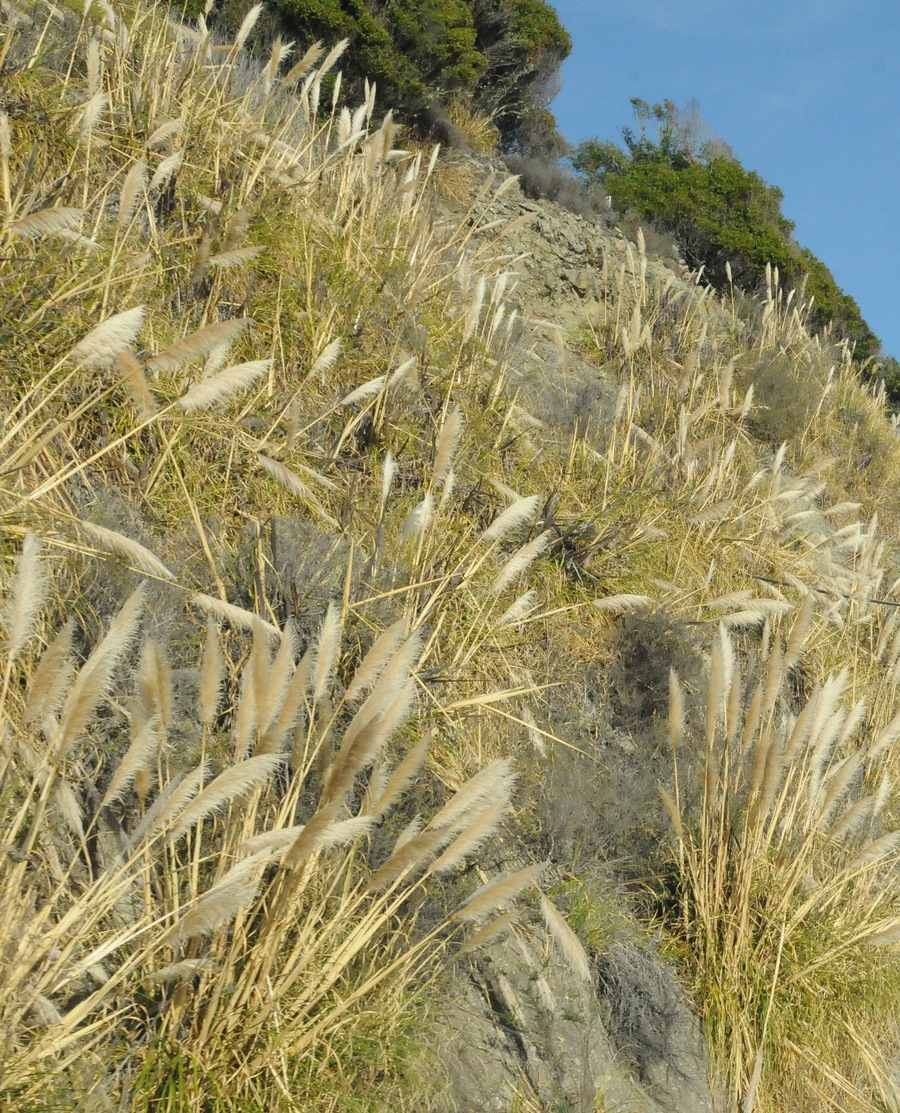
[429,166,719,1113]
[435,926,714,1113]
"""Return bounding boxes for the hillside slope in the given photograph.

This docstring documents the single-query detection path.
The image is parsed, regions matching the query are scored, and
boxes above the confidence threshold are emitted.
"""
[3,5,900,1112]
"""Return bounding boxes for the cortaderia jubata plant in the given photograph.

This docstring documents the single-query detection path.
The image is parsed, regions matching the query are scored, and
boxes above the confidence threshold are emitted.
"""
[0,535,532,1110]
[664,603,900,1113]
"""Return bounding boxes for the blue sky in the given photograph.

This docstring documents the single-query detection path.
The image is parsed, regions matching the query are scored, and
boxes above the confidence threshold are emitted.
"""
[550,0,900,359]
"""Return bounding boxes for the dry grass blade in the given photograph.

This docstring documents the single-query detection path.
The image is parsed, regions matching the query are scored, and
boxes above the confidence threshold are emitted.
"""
[3,531,47,661]
[78,521,174,581]
[68,306,146,367]
[178,360,269,412]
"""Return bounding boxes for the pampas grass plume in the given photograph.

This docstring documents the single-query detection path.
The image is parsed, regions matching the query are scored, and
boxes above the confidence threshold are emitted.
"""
[178,361,269,412]
[118,159,146,226]
[191,592,280,639]
[539,895,592,984]
[69,306,146,367]
[117,351,157,418]
[481,494,539,543]
[427,798,506,876]
[455,861,544,923]
[282,40,324,84]
[4,532,47,662]
[233,2,262,50]
[24,620,75,725]
[491,530,551,595]
[149,151,182,191]
[312,603,342,702]
[311,337,342,378]
[172,753,284,839]
[9,207,84,240]
[79,520,174,581]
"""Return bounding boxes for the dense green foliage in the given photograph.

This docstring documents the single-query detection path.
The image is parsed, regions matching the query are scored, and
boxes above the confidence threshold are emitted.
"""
[573,99,892,388]
[209,0,571,152]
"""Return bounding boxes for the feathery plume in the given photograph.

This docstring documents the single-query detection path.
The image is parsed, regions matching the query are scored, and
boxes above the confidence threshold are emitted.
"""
[344,620,407,702]
[190,592,279,639]
[116,351,156,418]
[496,590,537,629]
[455,862,544,923]
[100,717,160,808]
[233,2,262,50]
[147,119,183,148]
[178,361,269,412]
[457,911,518,956]
[491,531,551,596]
[783,591,815,672]
[402,495,434,542]
[847,832,900,873]
[145,959,216,986]
[8,207,84,240]
[24,620,75,725]
[381,451,396,510]
[429,759,515,833]
[316,37,349,78]
[199,617,225,727]
[118,159,146,225]
[540,895,592,984]
[78,92,106,137]
[149,151,182,191]
[257,455,339,528]
[339,375,386,407]
[311,338,342,378]
[155,311,235,367]
[282,40,324,84]
[366,732,430,818]
[78,521,174,581]
[208,246,263,270]
[427,798,506,876]
[132,764,208,845]
[312,603,342,702]
[482,495,539,544]
[3,532,47,662]
[592,594,651,614]
[433,405,461,488]
[172,753,285,839]
[68,306,146,367]
[55,586,146,759]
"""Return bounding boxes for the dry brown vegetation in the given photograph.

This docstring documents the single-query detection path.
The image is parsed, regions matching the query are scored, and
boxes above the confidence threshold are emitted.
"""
[4,1,900,1110]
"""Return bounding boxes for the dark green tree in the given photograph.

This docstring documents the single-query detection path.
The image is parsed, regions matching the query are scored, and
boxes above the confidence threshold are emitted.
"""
[204,0,571,152]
